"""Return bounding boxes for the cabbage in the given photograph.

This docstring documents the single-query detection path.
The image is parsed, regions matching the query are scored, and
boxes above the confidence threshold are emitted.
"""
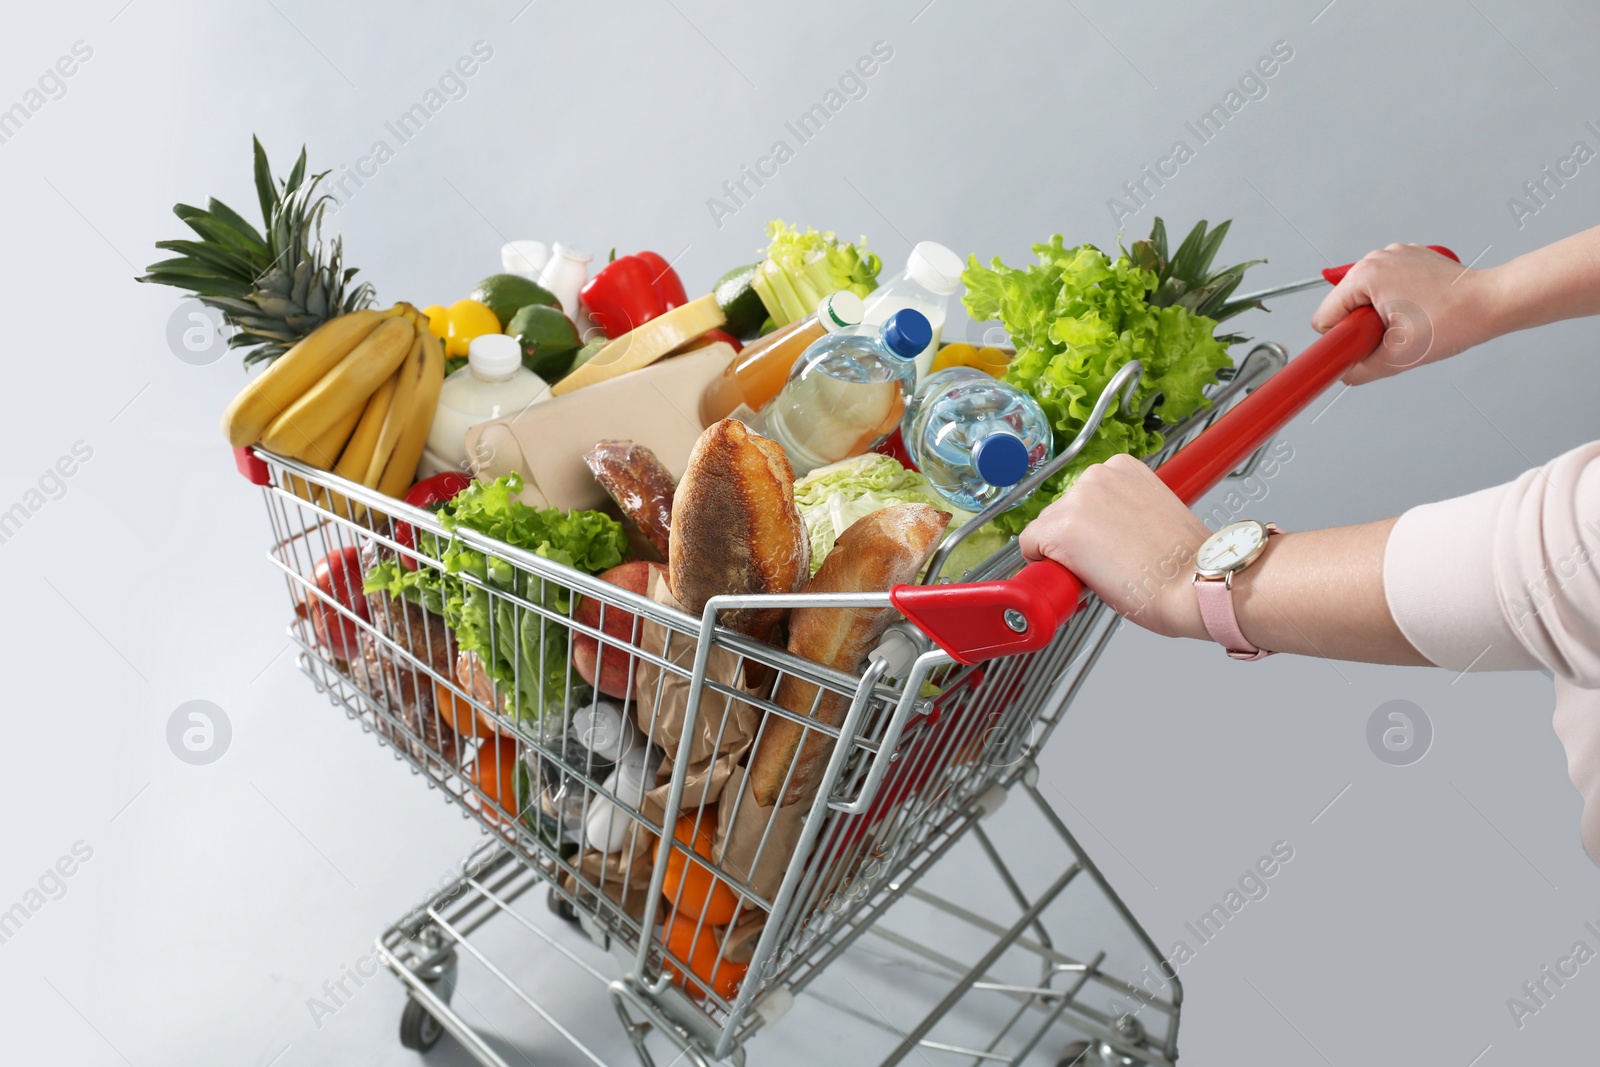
[793,454,1008,581]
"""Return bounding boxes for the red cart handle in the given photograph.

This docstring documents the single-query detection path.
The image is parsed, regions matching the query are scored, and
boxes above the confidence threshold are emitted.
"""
[891,245,1460,664]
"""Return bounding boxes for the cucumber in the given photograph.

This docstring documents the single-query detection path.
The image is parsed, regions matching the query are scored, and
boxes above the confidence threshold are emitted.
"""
[712,262,767,339]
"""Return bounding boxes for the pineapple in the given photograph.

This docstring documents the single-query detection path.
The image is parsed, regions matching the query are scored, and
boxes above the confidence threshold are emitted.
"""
[1127,218,1264,347]
[139,137,373,366]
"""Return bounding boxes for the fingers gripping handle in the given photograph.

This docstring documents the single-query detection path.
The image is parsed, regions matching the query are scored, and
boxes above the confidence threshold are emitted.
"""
[1321,245,1460,286]
[891,273,1435,664]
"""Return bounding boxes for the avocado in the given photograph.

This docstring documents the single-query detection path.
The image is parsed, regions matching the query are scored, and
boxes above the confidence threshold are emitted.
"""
[507,304,582,381]
[472,274,560,331]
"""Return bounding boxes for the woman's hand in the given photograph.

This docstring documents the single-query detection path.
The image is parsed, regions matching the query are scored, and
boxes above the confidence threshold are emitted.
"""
[1311,243,1499,385]
[1018,453,1210,639]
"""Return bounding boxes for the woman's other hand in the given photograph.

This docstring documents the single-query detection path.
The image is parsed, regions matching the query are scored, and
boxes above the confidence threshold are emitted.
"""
[1311,243,1498,385]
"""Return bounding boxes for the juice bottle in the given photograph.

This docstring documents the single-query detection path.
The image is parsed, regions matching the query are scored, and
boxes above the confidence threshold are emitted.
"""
[754,309,929,476]
[698,291,864,425]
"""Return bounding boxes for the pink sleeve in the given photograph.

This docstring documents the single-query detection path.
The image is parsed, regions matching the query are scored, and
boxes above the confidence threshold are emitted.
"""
[1383,440,1600,684]
[1386,441,1600,866]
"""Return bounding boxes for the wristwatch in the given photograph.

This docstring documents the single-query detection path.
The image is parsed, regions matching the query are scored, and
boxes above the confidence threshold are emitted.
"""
[1193,520,1282,661]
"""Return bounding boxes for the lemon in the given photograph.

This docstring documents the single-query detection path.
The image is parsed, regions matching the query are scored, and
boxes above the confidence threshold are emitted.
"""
[446,298,501,358]
[421,305,450,340]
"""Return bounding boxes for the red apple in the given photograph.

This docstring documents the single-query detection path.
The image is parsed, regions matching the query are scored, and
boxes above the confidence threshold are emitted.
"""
[573,561,664,698]
[298,546,370,662]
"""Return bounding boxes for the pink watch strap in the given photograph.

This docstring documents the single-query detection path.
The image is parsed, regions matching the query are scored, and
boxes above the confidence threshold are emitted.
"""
[1194,526,1282,660]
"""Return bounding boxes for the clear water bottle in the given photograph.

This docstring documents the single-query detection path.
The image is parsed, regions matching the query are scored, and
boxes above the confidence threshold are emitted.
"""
[900,366,990,443]
[756,308,930,476]
[904,372,1054,511]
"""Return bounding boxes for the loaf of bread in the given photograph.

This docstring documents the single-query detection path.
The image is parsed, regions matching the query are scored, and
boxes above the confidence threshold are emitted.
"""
[668,419,809,643]
[584,440,676,559]
[749,503,951,807]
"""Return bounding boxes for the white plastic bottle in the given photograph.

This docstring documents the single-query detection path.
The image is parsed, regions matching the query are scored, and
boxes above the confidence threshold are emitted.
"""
[501,240,549,279]
[420,334,551,478]
[537,242,592,319]
[861,241,964,382]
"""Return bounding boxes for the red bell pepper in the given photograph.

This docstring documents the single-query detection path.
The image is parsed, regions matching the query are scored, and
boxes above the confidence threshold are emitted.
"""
[395,470,474,570]
[699,328,744,353]
[579,251,688,338]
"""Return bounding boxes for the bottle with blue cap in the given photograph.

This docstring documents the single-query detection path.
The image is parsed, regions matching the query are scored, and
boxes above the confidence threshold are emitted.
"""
[902,367,1054,512]
[754,307,931,476]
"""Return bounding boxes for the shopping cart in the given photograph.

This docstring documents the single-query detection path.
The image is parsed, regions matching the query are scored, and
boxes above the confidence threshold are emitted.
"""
[235,278,1418,1066]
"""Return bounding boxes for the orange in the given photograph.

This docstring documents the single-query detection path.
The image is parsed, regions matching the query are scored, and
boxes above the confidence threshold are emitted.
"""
[662,814,740,926]
[469,738,520,824]
[663,912,748,1001]
[434,677,498,741]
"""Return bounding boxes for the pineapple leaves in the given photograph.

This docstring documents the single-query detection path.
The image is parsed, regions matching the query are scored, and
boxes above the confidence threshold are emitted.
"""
[140,136,374,366]
[200,198,268,252]
[252,135,278,230]
[172,206,269,260]
[284,147,308,199]
[1124,217,1265,327]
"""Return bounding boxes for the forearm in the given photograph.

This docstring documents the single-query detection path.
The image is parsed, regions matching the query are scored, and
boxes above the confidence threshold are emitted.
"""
[1165,519,1432,666]
[1480,224,1600,338]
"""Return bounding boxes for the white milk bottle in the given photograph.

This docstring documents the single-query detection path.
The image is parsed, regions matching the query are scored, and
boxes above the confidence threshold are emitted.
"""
[420,333,551,477]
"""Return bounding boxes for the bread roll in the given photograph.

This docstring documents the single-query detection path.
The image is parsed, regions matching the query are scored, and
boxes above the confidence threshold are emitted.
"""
[749,503,950,807]
[668,419,809,642]
[584,440,675,559]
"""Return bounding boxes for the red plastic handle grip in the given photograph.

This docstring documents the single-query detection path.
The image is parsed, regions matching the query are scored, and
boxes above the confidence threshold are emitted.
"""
[891,244,1457,664]
[1321,245,1459,287]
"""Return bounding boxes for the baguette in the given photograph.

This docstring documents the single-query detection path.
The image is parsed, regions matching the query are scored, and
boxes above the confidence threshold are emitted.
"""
[749,503,951,807]
[668,419,809,642]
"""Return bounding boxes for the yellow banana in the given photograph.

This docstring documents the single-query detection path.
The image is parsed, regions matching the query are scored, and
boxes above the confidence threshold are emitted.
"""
[324,368,400,522]
[365,328,425,486]
[377,332,447,499]
[259,315,414,455]
[292,403,364,470]
[220,306,398,448]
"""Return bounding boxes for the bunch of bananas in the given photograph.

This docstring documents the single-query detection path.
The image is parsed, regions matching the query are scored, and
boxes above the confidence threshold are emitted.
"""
[222,303,445,516]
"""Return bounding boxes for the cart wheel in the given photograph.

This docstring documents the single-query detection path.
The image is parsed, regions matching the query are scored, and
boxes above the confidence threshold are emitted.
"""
[547,886,579,925]
[399,997,444,1052]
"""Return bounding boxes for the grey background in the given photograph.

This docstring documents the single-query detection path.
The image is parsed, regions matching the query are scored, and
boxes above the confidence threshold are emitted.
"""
[1,0,1597,1063]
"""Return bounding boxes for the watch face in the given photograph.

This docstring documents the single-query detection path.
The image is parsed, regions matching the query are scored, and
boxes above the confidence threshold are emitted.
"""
[1196,520,1268,576]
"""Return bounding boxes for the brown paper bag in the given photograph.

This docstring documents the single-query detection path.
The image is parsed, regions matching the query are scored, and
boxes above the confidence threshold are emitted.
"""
[560,823,658,924]
[632,570,763,822]
[714,764,808,903]
[466,344,733,512]
[720,910,768,965]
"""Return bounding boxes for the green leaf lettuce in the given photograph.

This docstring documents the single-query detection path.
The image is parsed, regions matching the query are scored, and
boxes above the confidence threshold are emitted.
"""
[963,237,1234,534]
[364,474,628,722]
